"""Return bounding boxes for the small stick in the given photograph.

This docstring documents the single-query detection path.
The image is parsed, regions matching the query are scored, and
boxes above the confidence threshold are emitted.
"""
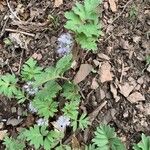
[6,0,21,21]
[5,28,35,37]
[17,49,24,74]
[111,0,133,24]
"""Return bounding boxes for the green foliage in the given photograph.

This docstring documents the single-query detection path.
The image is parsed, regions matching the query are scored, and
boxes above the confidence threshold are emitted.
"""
[0,74,18,98]
[85,144,96,150]
[3,136,25,150]
[34,54,72,87]
[62,101,80,119]
[146,55,150,65]
[23,125,63,150]
[23,125,44,149]
[21,58,42,81]
[32,98,58,119]
[129,4,138,20]
[65,0,102,51]
[35,81,62,100]
[3,38,12,46]
[43,131,64,150]
[92,124,126,150]
[133,134,150,150]
[72,113,90,131]
[62,82,81,101]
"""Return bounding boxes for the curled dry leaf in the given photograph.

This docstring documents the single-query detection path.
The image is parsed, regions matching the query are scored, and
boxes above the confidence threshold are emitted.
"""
[73,64,93,84]
[127,92,145,103]
[99,62,113,83]
[54,0,63,7]
[0,130,7,140]
[108,0,117,12]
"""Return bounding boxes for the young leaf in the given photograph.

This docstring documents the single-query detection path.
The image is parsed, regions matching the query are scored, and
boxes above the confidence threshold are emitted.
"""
[62,101,79,119]
[23,125,44,149]
[133,133,150,150]
[35,80,62,100]
[21,58,42,81]
[43,131,64,150]
[3,136,25,150]
[65,0,102,51]
[15,90,26,103]
[32,98,58,119]
[92,125,126,150]
[78,113,90,130]
[62,82,80,101]
[0,74,18,98]
[55,54,72,75]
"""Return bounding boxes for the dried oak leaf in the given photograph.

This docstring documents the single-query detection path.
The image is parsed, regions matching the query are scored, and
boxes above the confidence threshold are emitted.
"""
[0,130,7,140]
[127,92,145,103]
[118,82,135,97]
[54,0,63,7]
[108,0,117,12]
[99,62,113,83]
[73,64,93,84]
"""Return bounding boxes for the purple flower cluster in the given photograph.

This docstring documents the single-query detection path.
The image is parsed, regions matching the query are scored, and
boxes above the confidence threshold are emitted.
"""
[57,33,74,55]
[23,81,38,95]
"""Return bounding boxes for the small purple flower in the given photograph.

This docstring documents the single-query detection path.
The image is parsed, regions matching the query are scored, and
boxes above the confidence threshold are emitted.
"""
[56,116,70,129]
[57,33,74,55]
[36,118,49,126]
[23,81,38,95]
[28,102,38,113]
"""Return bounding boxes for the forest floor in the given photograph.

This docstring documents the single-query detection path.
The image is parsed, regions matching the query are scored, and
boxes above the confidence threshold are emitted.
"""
[0,0,150,149]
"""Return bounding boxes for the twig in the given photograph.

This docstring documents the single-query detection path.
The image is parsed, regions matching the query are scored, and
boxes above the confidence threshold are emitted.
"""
[111,0,133,24]
[0,16,9,38]
[17,49,24,74]
[5,28,35,37]
[120,59,124,83]
[6,0,21,21]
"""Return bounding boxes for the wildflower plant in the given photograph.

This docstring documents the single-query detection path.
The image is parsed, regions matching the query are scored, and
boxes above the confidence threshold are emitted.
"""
[64,0,102,51]
[1,54,90,149]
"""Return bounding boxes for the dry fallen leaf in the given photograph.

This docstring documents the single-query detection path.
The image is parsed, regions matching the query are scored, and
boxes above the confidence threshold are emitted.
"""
[97,53,110,61]
[71,135,81,150]
[118,82,135,97]
[91,78,99,89]
[108,0,117,12]
[99,62,113,83]
[6,118,23,126]
[73,64,93,84]
[0,130,7,140]
[127,92,145,103]
[54,0,63,7]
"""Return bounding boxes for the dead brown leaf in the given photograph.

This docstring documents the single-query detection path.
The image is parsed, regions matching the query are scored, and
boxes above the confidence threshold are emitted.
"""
[71,135,81,150]
[54,0,63,7]
[118,82,135,97]
[0,130,7,140]
[91,78,99,89]
[127,92,145,103]
[108,0,117,12]
[73,64,93,84]
[99,62,113,83]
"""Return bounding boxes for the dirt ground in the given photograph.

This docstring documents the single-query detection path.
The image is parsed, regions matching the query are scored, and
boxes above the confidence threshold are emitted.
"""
[0,0,150,149]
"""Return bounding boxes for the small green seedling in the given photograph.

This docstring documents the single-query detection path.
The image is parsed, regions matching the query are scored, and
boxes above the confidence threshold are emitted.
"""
[129,5,138,20]
[65,0,102,51]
